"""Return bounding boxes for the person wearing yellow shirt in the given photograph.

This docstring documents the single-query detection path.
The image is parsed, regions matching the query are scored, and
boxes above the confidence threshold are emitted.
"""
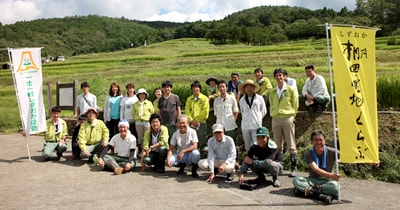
[43,106,68,161]
[133,88,154,155]
[254,68,273,113]
[185,80,210,153]
[78,107,109,163]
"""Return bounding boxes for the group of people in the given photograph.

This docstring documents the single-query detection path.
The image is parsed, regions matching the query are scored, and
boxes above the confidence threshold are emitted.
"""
[38,64,339,204]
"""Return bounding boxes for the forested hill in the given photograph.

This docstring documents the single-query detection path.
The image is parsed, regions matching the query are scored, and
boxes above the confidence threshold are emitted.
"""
[0,15,159,61]
[1,2,399,62]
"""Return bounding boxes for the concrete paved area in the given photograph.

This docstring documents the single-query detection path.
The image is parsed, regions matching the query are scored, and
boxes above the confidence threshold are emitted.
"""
[0,133,399,209]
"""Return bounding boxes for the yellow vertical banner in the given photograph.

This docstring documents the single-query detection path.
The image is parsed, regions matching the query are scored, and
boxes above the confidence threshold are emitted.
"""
[331,26,379,163]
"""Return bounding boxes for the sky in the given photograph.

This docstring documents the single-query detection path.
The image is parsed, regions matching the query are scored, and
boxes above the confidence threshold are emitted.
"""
[0,0,357,25]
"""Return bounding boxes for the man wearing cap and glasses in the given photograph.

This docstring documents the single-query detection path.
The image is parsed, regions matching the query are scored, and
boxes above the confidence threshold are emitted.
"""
[238,127,282,188]
[78,107,109,163]
[198,124,237,182]
[97,121,137,175]
[238,79,267,152]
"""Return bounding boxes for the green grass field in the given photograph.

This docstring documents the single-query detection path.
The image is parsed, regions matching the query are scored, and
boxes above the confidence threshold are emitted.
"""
[1,37,400,133]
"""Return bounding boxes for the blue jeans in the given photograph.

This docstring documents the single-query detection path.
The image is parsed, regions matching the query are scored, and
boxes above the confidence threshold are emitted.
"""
[170,150,200,166]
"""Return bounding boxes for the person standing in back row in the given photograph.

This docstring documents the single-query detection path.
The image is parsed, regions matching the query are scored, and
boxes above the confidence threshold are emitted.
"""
[76,81,97,116]
[185,80,210,153]
[133,88,154,156]
[238,79,267,152]
[158,81,181,141]
[120,83,138,137]
[227,73,243,102]
[104,82,122,141]
[269,68,299,177]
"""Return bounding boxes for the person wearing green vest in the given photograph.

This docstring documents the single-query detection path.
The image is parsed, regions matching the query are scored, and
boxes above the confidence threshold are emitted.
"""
[269,68,299,177]
[140,113,169,173]
[78,107,109,163]
[42,106,68,161]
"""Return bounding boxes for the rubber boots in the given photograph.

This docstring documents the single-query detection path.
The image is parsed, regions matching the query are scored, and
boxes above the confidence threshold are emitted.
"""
[192,163,199,178]
[177,163,186,174]
[289,154,297,177]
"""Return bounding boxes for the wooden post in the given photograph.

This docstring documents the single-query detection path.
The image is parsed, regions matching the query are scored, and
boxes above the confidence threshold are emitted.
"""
[47,82,52,116]
[74,80,78,116]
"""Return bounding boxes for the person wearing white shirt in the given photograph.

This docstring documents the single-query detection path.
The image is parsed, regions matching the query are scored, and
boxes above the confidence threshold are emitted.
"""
[166,115,201,178]
[213,80,239,140]
[301,64,330,111]
[199,124,237,182]
[76,82,97,116]
[238,79,267,152]
[97,121,137,175]
[283,69,298,94]
[120,83,138,136]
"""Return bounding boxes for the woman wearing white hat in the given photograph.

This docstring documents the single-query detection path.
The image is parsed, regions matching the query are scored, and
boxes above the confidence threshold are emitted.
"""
[133,88,154,156]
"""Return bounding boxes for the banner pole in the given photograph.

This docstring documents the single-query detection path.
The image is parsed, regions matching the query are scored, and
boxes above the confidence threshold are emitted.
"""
[325,23,341,201]
[8,48,32,162]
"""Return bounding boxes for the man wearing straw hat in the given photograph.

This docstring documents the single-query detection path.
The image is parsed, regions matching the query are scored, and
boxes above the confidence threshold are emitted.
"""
[238,79,267,152]
[78,107,109,163]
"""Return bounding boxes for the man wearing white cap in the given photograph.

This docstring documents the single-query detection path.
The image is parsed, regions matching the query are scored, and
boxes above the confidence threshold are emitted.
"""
[238,79,267,152]
[199,124,237,182]
[98,121,137,175]
[78,107,109,163]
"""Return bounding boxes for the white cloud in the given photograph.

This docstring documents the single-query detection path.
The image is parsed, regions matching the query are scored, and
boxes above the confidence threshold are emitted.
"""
[0,0,356,25]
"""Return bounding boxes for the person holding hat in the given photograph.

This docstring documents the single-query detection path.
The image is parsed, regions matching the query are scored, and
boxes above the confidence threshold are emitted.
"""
[76,81,97,116]
[205,76,220,101]
[166,115,201,178]
[269,68,299,177]
[198,124,237,182]
[133,88,154,156]
[71,114,87,160]
[292,130,340,204]
[238,127,282,188]
[238,79,267,152]
[158,80,182,140]
[141,113,169,173]
[185,80,210,153]
[42,106,68,161]
[78,107,109,163]
[97,121,137,175]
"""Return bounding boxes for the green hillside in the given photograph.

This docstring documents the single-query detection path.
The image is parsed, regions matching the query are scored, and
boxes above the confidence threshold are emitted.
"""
[1,37,399,133]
